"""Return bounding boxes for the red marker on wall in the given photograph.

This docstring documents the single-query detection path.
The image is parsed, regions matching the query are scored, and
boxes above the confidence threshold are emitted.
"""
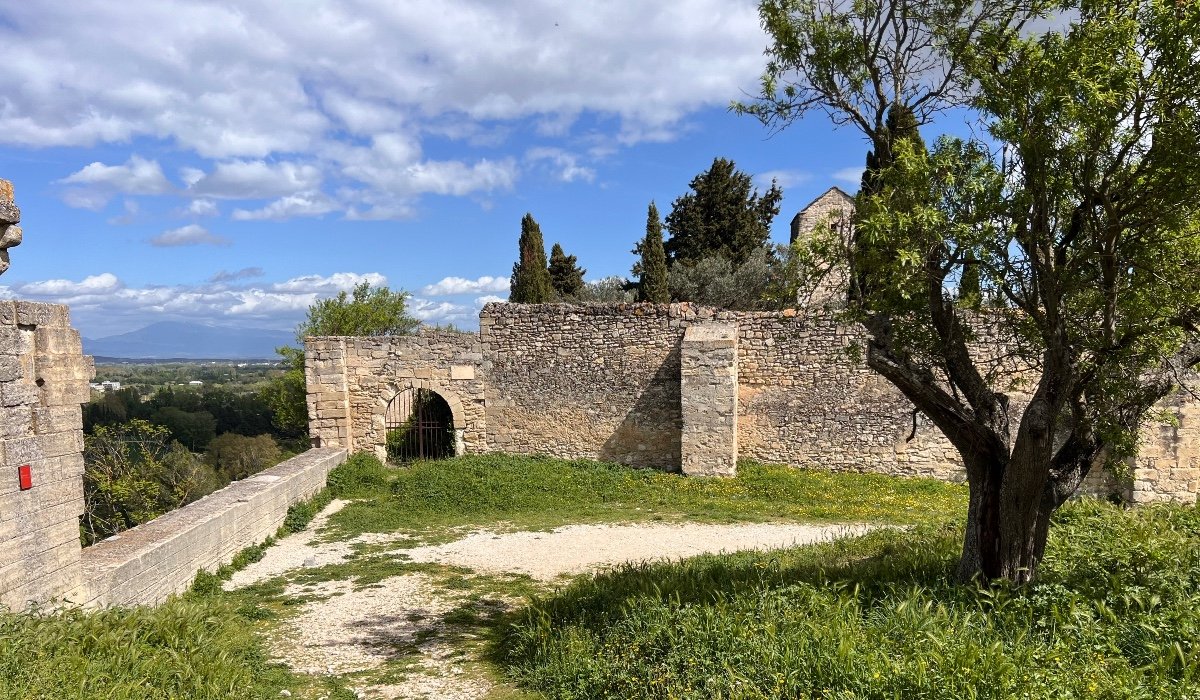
[17,465,31,491]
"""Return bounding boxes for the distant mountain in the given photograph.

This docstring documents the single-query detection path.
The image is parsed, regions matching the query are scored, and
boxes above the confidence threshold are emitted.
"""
[83,322,294,359]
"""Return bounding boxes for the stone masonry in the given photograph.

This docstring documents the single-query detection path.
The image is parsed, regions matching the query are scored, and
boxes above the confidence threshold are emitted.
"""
[680,323,738,477]
[308,302,1195,505]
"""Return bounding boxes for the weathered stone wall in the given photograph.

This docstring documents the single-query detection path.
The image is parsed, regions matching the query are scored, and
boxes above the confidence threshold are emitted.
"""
[77,448,346,607]
[680,323,738,477]
[0,301,94,610]
[309,303,1190,504]
[733,311,965,479]
[1128,386,1200,504]
[481,303,685,467]
[306,328,486,460]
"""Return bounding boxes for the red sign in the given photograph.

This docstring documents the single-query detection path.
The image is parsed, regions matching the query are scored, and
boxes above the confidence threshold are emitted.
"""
[17,465,31,491]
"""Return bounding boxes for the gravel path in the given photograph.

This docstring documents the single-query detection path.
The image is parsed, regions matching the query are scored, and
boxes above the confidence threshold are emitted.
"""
[230,513,869,699]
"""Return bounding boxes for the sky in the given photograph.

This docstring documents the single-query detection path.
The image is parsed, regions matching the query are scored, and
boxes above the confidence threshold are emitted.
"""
[0,0,891,339]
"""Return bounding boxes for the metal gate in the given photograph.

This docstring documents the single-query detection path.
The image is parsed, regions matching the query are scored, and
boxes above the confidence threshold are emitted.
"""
[384,387,454,462]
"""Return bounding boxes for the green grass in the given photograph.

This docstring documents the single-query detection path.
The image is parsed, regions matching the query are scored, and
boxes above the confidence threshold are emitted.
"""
[498,500,1200,700]
[324,453,966,541]
[0,597,301,700]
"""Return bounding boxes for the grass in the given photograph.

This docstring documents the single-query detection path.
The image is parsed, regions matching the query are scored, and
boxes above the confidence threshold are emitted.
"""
[323,453,967,541]
[498,499,1200,700]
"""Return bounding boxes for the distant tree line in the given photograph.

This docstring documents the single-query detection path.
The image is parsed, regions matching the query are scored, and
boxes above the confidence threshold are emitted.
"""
[508,156,806,309]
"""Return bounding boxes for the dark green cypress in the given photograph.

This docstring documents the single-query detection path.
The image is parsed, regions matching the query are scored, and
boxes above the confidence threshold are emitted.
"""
[509,213,554,303]
[548,243,586,300]
[632,202,670,303]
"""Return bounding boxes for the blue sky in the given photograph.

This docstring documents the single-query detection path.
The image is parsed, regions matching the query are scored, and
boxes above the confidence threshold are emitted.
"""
[0,0,884,339]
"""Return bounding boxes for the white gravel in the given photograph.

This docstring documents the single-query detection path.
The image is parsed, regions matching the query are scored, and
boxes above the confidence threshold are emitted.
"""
[401,521,874,580]
[231,514,869,699]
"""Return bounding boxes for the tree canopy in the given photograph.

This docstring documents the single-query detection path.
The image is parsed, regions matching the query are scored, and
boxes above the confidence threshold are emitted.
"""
[297,281,418,338]
[745,0,1200,583]
[632,202,670,303]
[548,243,586,300]
[663,157,783,267]
[510,213,555,303]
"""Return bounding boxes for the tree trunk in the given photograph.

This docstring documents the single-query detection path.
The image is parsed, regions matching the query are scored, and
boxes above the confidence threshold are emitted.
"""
[957,451,1053,585]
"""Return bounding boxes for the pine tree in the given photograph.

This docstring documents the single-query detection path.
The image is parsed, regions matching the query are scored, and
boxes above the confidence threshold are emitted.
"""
[547,243,586,300]
[509,213,554,303]
[631,202,669,303]
[663,157,783,267]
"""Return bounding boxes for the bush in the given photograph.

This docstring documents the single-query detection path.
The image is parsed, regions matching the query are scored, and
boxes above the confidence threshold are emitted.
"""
[326,452,391,498]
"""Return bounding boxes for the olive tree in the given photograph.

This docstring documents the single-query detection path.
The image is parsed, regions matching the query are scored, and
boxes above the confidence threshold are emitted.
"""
[743,0,1200,583]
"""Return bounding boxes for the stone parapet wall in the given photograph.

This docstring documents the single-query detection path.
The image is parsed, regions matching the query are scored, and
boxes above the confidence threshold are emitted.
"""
[77,448,346,608]
[0,301,93,611]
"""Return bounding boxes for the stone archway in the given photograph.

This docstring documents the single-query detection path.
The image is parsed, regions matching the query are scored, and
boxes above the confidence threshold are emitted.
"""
[372,380,467,463]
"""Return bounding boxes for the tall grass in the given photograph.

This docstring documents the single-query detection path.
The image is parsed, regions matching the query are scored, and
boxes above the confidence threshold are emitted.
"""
[500,500,1200,699]
[327,454,966,538]
[0,598,295,700]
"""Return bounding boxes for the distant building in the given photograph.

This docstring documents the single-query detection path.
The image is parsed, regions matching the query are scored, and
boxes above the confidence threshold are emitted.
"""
[789,186,856,309]
[188,380,203,386]
[89,380,122,393]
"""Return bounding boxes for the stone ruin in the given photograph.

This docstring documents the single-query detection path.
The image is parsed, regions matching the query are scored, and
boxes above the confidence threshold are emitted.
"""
[307,302,1198,506]
[0,179,23,276]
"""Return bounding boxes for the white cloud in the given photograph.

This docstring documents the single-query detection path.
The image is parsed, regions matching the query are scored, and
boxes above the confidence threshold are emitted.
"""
[183,198,219,217]
[150,224,230,247]
[232,191,337,221]
[0,1,766,213]
[526,147,595,183]
[188,160,323,199]
[420,275,510,296]
[60,154,172,193]
[271,272,387,294]
[832,167,865,185]
[17,273,123,296]
[409,298,473,325]
[474,294,506,307]
[755,169,811,191]
[3,270,400,335]
[58,154,172,208]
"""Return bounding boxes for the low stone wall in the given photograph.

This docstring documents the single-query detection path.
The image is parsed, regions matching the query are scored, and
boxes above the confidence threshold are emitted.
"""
[76,448,346,608]
[0,301,93,611]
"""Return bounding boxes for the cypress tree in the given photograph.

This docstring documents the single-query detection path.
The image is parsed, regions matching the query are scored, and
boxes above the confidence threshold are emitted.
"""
[631,202,669,303]
[547,243,586,300]
[509,213,554,303]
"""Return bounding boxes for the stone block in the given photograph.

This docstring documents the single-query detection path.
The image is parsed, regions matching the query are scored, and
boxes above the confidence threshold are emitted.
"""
[451,365,475,380]
[15,302,69,327]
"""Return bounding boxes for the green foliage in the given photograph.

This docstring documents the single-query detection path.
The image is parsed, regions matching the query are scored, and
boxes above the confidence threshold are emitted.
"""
[260,351,308,440]
[205,433,282,481]
[632,201,670,303]
[296,281,418,339]
[667,247,781,310]
[324,455,965,540]
[570,276,637,303]
[501,501,1200,699]
[149,406,216,450]
[0,597,299,700]
[547,242,586,300]
[508,213,555,303]
[663,157,782,267]
[326,452,392,498]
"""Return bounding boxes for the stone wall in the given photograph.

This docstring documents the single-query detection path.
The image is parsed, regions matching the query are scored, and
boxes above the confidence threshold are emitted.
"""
[482,303,685,467]
[306,328,486,460]
[308,303,1192,504]
[77,448,346,608]
[0,297,94,609]
[680,323,738,477]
